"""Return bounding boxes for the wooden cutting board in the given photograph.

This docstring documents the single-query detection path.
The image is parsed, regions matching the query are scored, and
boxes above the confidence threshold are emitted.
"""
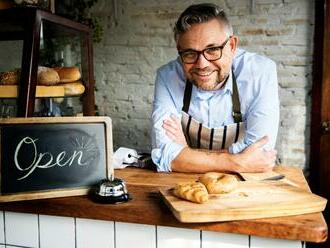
[160,180,327,223]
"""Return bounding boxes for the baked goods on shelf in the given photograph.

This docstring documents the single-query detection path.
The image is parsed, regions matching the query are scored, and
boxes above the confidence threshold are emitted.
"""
[199,172,238,194]
[0,66,85,98]
[37,66,60,85]
[62,81,85,96]
[54,66,81,83]
[0,66,81,85]
[173,182,209,204]
[0,69,20,85]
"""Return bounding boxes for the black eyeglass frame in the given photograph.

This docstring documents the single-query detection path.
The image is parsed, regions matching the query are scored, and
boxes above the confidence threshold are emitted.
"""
[178,36,232,64]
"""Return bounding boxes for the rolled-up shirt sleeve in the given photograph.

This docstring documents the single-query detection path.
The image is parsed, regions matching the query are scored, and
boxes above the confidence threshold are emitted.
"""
[151,67,185,172]
[229,59,279,154]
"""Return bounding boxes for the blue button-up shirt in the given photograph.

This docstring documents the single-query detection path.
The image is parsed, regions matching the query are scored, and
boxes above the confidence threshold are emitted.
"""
[151,48,279,172]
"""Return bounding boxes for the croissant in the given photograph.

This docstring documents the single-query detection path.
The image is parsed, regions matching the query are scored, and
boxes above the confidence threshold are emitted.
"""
[173,181,208,204]
[199,172,238,194]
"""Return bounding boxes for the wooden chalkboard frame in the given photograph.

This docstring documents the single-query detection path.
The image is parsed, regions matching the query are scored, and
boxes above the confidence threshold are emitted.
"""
[0,116,113,202]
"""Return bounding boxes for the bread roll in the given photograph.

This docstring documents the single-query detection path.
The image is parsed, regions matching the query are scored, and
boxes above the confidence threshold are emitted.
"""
[54,67,81,83]
[62,81,85,96]
[173,181,208,204]
[199,172,237,194]
[0,69,20,85]
[37,66,60,85]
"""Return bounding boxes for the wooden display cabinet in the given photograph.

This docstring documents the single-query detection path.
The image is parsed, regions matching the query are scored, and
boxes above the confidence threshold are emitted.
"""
[0,7,95,117]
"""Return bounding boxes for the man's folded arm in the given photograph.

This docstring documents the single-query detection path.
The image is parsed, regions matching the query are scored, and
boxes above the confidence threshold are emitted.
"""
[171,136,277,173]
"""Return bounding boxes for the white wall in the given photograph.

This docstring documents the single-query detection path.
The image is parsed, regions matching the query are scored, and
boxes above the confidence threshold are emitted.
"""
[0,211,305,248]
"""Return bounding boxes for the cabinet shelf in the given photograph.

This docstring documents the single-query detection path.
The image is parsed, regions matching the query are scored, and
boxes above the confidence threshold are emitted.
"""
[0,8,95,117]
[0,82,85,98]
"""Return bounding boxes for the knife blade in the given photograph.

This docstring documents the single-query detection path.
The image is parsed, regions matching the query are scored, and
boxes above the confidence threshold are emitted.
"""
[262,174,285,181]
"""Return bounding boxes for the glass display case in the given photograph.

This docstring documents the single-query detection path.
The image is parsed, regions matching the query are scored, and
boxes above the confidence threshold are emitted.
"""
[0,7,95,117]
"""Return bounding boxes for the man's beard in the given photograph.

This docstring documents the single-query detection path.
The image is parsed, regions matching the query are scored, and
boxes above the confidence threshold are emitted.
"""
[190,70,229,91]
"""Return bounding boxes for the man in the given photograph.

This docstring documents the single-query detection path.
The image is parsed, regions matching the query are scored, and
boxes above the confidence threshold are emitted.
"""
[151,3,279,173]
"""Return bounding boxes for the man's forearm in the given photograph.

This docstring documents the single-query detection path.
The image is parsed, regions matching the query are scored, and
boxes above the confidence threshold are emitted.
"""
[171,147,237,173]
[170,136,277,173]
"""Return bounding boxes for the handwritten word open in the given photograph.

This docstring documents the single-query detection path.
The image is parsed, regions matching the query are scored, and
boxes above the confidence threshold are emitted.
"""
[14,137,88,180]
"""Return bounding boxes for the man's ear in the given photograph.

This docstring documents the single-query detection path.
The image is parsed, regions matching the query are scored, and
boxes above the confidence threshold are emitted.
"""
[229,35,239,54]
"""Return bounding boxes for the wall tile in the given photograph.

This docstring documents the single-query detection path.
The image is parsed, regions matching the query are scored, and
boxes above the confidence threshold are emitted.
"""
[5,211,38,248]
[76,218,114,248]
[202,231,248,248]
[115,222,156,248]
[250,236,302,248]
[157,226,200,248]
[39,215,75,248]
[0,211,4,244]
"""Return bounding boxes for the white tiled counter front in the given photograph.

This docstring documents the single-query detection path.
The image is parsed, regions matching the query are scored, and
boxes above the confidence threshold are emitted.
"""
[0,211,305,248]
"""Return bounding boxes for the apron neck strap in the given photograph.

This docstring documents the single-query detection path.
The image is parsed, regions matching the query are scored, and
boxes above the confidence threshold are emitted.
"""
[182,79,192,113]
[232,71,242,123]
[182,70,242,123]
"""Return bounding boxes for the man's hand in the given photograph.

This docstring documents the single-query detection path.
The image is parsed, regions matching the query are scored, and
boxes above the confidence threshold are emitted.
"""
[232,136,277,173]
[162,114,187,146]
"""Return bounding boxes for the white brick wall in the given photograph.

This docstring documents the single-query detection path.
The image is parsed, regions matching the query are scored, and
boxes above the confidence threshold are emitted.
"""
[92,0,314,170]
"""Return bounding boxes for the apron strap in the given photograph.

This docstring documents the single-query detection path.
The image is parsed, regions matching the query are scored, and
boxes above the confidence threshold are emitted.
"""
[232,71,242,123]
[182,70,242,123]
[182,80,193,112]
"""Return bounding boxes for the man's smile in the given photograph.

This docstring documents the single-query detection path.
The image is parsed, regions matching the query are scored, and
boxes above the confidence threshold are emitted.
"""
[195,71,213,76]
[192,70,217,82]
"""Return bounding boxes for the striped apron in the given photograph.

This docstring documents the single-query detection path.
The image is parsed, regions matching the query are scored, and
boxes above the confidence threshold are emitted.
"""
[181,71,245,150]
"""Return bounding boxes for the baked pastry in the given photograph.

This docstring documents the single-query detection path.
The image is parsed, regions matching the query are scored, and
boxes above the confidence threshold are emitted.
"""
[173,181,208,204]
[199,172,238,194]
[0,69,20,85]
[54,67,81,83]
[38,66,60,85]
[62,81,85,96]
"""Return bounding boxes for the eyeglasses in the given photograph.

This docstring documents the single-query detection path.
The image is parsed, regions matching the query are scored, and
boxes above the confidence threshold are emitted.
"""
[178,37,231,64]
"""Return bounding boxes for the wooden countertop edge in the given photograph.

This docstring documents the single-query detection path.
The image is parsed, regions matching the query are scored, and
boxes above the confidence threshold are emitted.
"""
[0,167,327,243]
[0,194,326,243]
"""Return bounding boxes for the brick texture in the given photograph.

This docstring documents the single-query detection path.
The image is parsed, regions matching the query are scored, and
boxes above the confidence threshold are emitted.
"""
[92,0,314,170]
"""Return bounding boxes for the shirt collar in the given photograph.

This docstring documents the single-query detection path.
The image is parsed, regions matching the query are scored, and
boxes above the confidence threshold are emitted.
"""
[222,70,233,95]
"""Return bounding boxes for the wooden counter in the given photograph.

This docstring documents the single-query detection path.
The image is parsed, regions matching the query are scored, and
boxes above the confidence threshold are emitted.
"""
[0,166,327,243]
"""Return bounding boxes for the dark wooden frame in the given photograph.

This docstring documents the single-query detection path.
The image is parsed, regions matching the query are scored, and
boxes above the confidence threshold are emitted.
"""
[310,0,330,247]
[0,116,113,202]
[310,0,330,210]
[0,7,95,117]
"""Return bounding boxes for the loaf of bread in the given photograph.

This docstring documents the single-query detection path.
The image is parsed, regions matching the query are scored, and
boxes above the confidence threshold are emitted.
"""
[0,66,81,86]
[199,172,238,194]
[0,69,20,85]
[173,181,208,204]
[38,66,60,85]
[54,67,81,83]
[63,81,85,96]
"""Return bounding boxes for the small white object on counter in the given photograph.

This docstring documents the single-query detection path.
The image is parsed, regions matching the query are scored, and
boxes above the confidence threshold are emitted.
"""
[113,147,139,169]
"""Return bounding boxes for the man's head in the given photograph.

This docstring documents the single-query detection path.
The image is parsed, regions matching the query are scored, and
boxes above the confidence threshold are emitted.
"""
[174,3,238,91]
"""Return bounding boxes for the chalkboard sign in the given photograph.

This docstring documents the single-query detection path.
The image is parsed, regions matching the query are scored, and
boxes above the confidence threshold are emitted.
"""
[0,117,113,202]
